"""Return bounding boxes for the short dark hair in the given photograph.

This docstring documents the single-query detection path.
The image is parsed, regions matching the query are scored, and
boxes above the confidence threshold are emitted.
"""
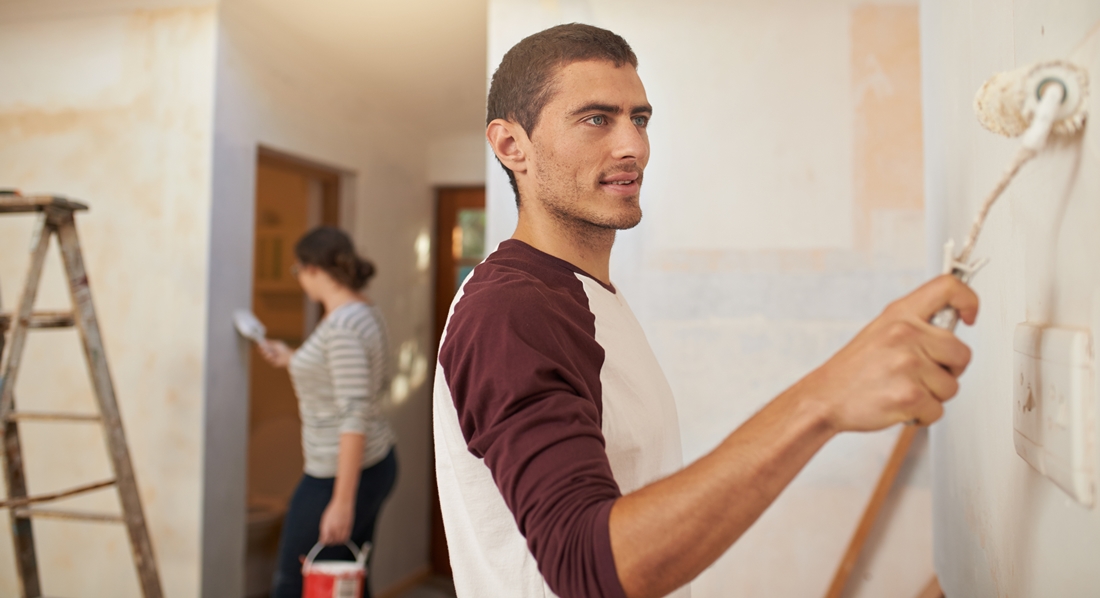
[486,23,638,205]
[295,226,376,290]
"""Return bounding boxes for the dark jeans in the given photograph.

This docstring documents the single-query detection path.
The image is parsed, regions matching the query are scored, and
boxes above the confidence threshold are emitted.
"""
[272,448,397,598]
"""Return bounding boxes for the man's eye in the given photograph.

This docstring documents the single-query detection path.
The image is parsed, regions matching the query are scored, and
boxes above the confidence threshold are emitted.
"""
[632,116,649,127]
[587,115,607,126]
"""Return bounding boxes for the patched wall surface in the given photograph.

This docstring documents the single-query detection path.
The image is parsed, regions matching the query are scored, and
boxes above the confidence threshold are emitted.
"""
[923,2,1100,596]
[0,6,217,597]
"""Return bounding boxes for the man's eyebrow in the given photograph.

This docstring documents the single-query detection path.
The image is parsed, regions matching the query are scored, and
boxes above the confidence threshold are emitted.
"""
[568,102,653,117]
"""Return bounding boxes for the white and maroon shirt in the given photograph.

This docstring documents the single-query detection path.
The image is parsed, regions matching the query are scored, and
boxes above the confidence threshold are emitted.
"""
[433,240,688,598]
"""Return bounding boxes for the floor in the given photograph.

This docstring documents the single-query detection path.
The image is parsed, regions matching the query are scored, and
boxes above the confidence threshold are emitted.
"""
[392,575,457,598]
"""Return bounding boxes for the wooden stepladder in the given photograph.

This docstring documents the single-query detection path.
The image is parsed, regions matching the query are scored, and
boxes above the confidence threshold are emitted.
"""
[0,194,162,598]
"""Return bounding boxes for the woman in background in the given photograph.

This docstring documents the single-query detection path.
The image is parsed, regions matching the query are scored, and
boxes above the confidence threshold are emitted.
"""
[261,226,397,598]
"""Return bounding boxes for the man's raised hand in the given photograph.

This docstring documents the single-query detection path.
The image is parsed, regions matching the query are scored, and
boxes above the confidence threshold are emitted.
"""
[797,275,979,432]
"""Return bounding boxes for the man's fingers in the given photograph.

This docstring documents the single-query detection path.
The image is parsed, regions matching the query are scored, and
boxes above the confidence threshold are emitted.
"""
[909,396,945,426]
[894,275,980,325]
[917,356,960,402]
[916,323,972,377]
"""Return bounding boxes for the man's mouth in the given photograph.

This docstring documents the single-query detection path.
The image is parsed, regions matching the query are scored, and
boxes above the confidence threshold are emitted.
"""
[599,171,642,190]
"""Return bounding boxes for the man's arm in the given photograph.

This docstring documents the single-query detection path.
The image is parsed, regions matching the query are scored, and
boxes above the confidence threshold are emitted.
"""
[610,275,978,598]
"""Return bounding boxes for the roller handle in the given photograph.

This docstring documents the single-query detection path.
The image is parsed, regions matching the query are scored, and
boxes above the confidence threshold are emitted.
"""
[930,263,982,332]
[930,287,962,331]
[929,237,986,332]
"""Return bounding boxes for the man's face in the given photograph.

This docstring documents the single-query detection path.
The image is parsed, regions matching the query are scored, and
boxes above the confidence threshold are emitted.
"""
[524,60,652,231]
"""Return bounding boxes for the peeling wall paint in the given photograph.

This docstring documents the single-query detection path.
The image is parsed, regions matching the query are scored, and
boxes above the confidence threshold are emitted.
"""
[922,2,1100,596]
[0,6,217,598]
[487,1,933,596]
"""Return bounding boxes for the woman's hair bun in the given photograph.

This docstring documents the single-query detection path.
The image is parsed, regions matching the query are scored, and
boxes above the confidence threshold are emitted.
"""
[353,257,376,289]
[295,226,377,290]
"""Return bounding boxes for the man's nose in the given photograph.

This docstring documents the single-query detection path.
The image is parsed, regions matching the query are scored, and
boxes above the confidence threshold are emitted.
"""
[610,119,648,161]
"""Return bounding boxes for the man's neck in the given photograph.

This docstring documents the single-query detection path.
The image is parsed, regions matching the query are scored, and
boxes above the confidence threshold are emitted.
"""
[512,212,615,285]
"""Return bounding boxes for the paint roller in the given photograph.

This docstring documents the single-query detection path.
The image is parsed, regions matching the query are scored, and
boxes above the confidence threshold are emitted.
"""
[930,60,1089,330]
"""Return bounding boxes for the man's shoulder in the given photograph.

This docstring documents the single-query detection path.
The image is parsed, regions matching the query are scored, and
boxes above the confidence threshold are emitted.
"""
[452,240,591,321]
[441,242,600,371]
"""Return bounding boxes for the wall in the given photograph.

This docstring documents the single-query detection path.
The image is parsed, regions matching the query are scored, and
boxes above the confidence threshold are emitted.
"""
[428,133,487,187]
[487,1,934,596]
[0,1,452,595]
[922,2,1100,596]
[0,4,217,597]
[207,1,440,594]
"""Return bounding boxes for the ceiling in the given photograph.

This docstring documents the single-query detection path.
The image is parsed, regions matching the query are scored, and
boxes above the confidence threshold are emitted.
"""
[0,0,490,141]
[228,0,489,140]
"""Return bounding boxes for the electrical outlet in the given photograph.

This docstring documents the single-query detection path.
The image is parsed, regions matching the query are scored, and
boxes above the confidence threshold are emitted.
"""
[1013,323,1096,507]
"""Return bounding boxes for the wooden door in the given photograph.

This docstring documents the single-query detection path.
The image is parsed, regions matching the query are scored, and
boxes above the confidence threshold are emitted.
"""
[430,187,486,576]
[245,152,341,584]
[248,153,340,436]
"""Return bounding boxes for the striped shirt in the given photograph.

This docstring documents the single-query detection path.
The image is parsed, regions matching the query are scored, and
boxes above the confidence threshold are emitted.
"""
[289,301,397,478]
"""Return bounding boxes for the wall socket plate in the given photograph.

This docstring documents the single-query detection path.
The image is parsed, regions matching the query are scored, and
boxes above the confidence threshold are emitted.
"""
[1013,323,1096,507]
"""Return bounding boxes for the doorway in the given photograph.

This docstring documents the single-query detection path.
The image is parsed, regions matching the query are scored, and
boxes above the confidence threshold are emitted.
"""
[245,149,341,598]
[430,187,486,576]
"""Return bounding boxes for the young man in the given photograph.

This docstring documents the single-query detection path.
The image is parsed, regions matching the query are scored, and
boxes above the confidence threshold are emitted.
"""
[433,24,977,598]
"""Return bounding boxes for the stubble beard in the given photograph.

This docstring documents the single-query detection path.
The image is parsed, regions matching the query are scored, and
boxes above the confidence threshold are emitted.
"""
[534,162,644,252]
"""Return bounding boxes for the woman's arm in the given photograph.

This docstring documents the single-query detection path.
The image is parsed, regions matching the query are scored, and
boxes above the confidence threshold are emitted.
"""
[319,432,365,545]
[321,324,379,545]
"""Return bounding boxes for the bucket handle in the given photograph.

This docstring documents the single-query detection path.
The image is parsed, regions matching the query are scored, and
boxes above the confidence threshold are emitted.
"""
[303,541,373,572]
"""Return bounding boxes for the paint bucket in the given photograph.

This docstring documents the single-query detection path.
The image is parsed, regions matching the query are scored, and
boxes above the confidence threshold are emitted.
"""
[302,541,371,598]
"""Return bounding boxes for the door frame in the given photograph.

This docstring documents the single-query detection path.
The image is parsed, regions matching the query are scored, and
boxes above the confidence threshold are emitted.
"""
[243,147,348,595]
[430,186,486,576]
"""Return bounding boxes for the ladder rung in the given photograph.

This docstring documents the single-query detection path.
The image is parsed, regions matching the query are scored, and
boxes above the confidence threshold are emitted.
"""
[4,411,101,423]
[0,479,115,509]
[12,507,123,523]
[0,311,76,329]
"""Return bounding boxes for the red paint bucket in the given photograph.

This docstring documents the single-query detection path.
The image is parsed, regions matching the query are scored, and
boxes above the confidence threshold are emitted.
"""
[302,541,371,598]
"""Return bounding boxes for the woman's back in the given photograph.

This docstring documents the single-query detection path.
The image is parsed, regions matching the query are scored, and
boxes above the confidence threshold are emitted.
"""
[289,301,396,478]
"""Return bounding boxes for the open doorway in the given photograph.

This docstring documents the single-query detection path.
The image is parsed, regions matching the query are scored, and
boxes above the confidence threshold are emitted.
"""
[429,186,486,577]
[245,149,342,598]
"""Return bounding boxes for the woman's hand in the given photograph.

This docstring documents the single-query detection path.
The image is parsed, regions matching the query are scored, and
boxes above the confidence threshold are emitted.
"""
[259,340,294,368]
[319,498,354,545]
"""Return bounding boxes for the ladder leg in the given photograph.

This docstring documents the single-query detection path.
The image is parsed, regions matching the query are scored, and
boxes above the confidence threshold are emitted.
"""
[3,417,41,598]
[1,327,42,598]
[0,215,52,419]
[53,212,163,598]
[0,217,51,598]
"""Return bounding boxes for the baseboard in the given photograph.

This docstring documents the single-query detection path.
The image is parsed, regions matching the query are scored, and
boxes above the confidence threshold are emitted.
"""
[375,565,433,598]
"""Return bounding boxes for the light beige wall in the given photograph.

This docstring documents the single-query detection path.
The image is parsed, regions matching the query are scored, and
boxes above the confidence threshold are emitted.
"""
[205,1,438,594]
[0,5,217,597]
[922,2,1100,596]
[428,133,487,187]
[487,1,933,596]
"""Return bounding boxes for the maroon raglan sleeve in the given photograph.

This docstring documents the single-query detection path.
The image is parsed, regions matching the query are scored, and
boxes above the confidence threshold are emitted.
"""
[439,260,627,598]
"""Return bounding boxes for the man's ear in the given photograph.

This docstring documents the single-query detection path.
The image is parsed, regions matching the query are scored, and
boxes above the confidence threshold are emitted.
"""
[486,119,530,176]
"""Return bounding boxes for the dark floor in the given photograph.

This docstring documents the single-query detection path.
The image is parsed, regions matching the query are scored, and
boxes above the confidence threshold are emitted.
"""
[393,575,457,598]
